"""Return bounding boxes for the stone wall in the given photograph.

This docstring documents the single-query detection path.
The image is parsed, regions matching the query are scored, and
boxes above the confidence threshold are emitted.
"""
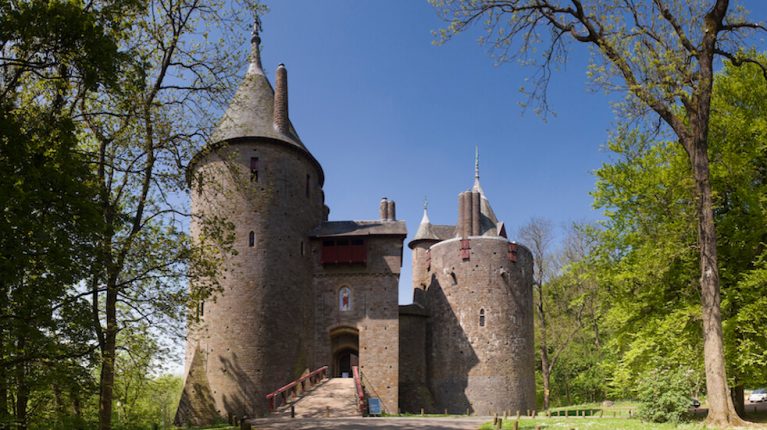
[425,236,535,416]
[398,305,433,413]
[311,235,402,414]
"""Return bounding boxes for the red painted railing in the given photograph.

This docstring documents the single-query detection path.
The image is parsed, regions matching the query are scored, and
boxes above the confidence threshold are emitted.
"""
[352,366,366,415]
[266,366,328,412]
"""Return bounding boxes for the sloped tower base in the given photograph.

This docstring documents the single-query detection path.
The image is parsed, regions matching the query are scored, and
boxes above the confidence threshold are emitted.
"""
[175,346,219,426]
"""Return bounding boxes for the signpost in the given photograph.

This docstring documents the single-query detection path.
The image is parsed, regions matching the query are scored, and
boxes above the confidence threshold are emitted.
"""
[368,398,382,416]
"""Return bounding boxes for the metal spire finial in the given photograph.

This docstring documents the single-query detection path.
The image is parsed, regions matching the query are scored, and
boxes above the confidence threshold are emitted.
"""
[472,145,484,194]
[423,196,429,211]
[474,145,479,180]
[248,15,264,74]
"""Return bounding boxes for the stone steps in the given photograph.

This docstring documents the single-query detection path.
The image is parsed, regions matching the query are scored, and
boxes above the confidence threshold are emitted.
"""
[272,377,360,418]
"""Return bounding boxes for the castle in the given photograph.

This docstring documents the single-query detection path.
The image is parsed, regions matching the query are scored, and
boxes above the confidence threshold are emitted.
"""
[175,23,535,425]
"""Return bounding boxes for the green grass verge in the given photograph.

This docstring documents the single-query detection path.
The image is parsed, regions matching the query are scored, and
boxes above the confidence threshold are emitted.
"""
[479,417,705,430]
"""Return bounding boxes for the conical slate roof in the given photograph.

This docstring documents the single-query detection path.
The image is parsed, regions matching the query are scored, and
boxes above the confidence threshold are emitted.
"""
[408,207,456,248]
[210,29,306,151]
[413,208,440,241]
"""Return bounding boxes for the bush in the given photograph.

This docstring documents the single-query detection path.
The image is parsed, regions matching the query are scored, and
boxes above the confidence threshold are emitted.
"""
[636,367,695,423]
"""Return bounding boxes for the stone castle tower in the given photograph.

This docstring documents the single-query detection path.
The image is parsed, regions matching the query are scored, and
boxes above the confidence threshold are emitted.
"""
[176,25,326,424]
[401,151,536,415]
[175,22,535,425]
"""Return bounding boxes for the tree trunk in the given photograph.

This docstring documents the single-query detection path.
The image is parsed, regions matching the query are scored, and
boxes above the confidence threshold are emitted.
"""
[0,282,7,429]
[98,276,118,430]
[731,384,745,418]
[541,354,551,411]
[14,337,27,430]
[72,390,83,430]
[535,282,551,410]
[688,138,746,427]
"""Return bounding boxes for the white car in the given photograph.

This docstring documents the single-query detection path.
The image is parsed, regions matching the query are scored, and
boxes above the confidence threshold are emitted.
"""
[749,388,767,403]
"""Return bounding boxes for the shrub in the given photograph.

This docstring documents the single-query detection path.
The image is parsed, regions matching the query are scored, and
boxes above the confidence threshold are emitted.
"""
[636,367,695,423]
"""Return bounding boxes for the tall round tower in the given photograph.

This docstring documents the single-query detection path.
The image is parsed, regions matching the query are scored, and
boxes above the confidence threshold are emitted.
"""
[177,24,325,424]
[424,156,536,415]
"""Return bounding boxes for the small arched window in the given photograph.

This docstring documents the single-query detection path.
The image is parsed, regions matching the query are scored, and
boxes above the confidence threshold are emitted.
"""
[479,309,485,327]
[249,231,255,247]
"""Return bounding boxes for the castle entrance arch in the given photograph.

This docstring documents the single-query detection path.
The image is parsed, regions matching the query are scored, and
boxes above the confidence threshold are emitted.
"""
[329,326,359,378]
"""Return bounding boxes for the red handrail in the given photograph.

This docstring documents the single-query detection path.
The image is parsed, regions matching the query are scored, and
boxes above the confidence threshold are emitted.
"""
[266,366,328,412]
[352,366,366,415]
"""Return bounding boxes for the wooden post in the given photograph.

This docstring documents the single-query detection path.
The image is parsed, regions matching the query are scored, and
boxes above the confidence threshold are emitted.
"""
[421,408,424,416]
[629,409,632,418]
[494,415,498,425]
[497,418,504,430]
[466,408,470,416]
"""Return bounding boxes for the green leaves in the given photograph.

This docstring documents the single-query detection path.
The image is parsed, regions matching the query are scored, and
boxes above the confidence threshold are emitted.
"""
[590,55,767,394]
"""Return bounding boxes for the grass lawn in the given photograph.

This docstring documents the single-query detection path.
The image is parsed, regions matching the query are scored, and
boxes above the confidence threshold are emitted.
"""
[479,405,767,429]
[479,417,705,430]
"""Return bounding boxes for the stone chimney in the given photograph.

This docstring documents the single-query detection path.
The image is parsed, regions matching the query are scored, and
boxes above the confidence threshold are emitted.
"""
[274,64,289,134]
[380,197,389,221]
[471,190,481,236]
[387,199,396,221]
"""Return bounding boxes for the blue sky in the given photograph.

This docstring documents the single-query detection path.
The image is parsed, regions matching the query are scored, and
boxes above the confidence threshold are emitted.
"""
[245,1,767,304]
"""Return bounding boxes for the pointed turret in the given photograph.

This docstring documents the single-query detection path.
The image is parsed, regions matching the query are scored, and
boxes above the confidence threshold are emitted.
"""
[412,204,439,243]
[210,20,307,152]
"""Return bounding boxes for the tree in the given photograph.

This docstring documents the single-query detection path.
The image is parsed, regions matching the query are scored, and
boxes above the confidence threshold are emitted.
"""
[519,218,558,409]
[0,0,135,427]
[590,57,767,416]
[430,0,767,425]
[77,1,250,428]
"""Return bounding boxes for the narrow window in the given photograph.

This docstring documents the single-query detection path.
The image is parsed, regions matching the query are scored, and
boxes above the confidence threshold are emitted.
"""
[339,287,351,311]
[249,231,255,247]
[479,309,485,327]
[250,157,259,182]
[305,174,310,198]
[450,272,457,286]
[300,240,305,256]
[200,301,205,317]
